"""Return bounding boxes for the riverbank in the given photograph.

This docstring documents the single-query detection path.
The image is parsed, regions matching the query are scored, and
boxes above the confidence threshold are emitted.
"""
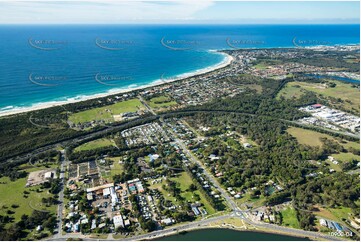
[147,226,313,241]
[0,51,233,118]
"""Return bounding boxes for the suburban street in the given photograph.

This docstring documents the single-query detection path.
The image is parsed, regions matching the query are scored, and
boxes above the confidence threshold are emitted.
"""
[53,149,67,239]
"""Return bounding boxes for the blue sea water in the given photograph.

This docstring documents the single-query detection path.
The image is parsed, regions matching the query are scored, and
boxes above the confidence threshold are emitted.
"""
[0,24,359,112]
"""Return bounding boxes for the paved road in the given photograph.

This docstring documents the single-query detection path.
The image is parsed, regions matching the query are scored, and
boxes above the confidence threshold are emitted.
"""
[53,149,67,239]
[123,214,233,241]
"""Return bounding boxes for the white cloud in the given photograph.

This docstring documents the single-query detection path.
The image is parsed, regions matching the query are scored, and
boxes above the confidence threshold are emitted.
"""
[0,0,215,24]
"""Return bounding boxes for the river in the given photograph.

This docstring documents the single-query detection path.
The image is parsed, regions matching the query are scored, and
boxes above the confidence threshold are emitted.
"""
[157,228,310,241]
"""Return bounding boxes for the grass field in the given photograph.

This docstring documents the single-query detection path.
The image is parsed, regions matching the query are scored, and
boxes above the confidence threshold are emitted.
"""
[287,127,359,149]
[314,206,352,224]
[332,152,360,162]
[287,127,332,147]
[109,158,124,178]
[277,83,305,99]
[244,84,263,93]
[74,138,116,152]
[148,172,216,215]
[148,95,177,109]
[0,169,57,224]
[277,81,360,113]
[281,207,300,229]
[68,98,145,123]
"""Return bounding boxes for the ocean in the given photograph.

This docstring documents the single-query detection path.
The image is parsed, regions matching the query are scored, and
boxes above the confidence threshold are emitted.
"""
[0,24,359,113]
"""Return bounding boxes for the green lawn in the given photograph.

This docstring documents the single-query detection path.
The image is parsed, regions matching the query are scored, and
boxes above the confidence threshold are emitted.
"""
[0,172,57,224]
[281,207,300,229]
[314,206,355,232]
[74,138,115,152]
[328,207,353,222]
[109,159,124,178]
[68,98,145,123]
[148,95,177,109]
[332,152,360,162]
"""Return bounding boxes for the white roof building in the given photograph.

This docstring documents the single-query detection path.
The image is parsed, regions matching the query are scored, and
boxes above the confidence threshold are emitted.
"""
[103,188,111,197]
[113,215,124,229]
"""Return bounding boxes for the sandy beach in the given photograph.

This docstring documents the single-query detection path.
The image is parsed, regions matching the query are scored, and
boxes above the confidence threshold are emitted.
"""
[0,52,233,118]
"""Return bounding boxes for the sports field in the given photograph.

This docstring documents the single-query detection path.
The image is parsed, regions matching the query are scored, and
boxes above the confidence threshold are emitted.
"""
[68,98,145,123]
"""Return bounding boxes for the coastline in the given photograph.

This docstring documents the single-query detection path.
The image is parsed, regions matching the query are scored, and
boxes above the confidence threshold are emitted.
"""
[0,51,233,118]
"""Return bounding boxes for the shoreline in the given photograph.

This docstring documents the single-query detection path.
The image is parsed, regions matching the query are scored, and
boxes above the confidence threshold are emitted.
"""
[0,51,233,118]
[144,225,316,241]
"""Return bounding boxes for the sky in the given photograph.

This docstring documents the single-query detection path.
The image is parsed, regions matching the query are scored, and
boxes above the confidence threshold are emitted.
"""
[0,0,359,24]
